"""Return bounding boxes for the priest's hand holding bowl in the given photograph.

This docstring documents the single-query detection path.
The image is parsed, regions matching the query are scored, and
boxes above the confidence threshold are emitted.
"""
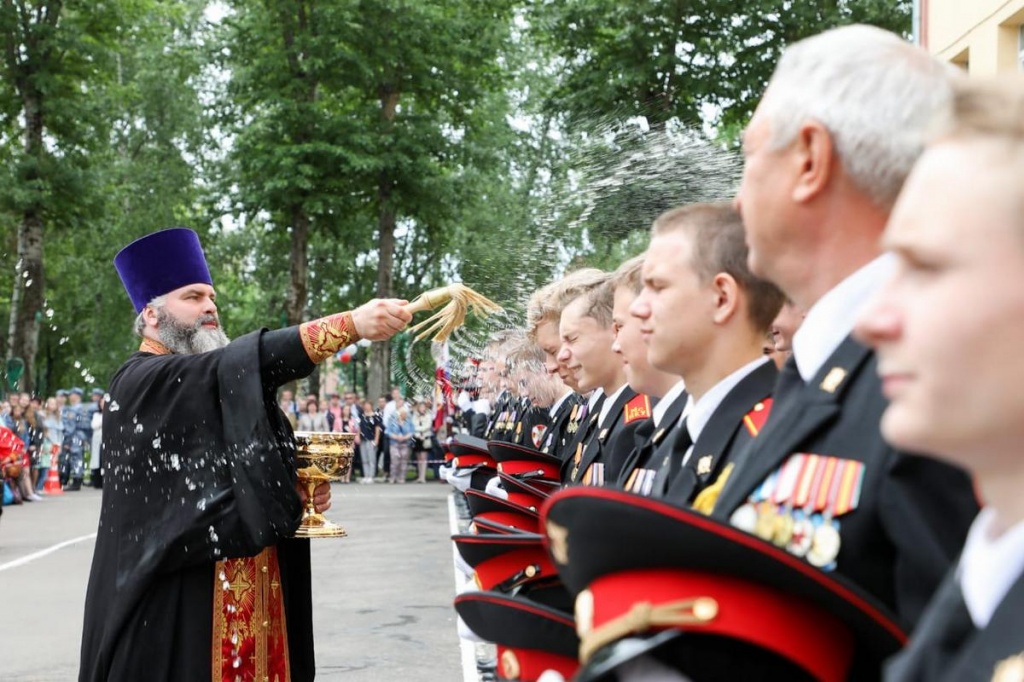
[297,480,333,513]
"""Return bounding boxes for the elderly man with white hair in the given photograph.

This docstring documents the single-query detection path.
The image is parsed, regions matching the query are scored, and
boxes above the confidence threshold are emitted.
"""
[706,22,980,633]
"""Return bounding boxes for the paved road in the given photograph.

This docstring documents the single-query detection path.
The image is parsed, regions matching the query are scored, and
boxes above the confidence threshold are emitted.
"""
[0,481,468,681]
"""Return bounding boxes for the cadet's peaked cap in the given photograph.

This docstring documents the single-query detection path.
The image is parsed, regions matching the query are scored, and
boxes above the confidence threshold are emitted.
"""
[448,434,496,469]
[541,487,906,682]
[454,592,579,682]
[489,440,563,481]
[452,532,554,592]
[497,472,554,510]
[114,227,213,313]
[466,489,541,520]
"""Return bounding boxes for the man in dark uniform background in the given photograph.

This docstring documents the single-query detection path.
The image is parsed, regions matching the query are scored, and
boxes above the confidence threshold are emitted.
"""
[714,24,979,630]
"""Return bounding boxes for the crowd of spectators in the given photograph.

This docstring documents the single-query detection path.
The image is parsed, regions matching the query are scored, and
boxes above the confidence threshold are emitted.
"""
[1,387,107,509]
[278,387,444,484]
[1,383,441,510]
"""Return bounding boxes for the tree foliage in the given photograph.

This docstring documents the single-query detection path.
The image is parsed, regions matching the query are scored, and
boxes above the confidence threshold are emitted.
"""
[0,0,915,397]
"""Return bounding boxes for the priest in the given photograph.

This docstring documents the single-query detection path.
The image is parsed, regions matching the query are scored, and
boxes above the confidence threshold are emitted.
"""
[79,227,411,682]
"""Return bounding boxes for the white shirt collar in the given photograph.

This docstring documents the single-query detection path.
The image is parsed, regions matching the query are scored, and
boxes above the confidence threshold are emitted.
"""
[652,380,687,427]
[549,390,574,417]
[587,388,604,412]
[598,384,628,427]
[685,357,770,446]
[791,253,896,382]
[958,506,1024,628]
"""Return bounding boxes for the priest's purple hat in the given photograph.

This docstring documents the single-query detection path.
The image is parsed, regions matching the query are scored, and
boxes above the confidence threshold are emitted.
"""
[114,228,213,313]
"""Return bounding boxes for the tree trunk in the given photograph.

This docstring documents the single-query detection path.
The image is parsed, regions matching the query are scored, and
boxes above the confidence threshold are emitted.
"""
[367,86,400,402]
[7,87,46,394]
[285,206,310,326]
[7,213,44,393]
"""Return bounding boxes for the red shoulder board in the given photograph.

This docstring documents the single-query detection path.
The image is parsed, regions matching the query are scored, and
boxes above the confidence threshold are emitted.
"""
[623,394,652,425]
[742,398,773,437]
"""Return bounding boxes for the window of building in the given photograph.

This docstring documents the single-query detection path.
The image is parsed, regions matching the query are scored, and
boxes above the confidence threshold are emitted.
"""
[1019,24,1024,71]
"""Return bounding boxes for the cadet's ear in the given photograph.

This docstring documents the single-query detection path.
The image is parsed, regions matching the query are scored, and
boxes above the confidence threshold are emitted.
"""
[710,273,740,326]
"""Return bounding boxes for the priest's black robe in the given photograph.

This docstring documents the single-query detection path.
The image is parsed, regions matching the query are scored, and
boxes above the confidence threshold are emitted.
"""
[79,328,316,682]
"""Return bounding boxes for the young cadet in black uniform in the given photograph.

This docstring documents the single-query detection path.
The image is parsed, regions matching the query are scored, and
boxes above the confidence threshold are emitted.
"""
[628,203,783,507]
[715,25,979,630]
[527,269,606,462]
[505,342,564,450]
[601,256,688,494]
[855,77,1024,682]
[558,280,650,486]
[479,331,517,441]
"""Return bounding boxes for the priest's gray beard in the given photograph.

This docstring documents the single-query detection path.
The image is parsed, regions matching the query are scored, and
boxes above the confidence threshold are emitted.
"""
[156,307,231,354]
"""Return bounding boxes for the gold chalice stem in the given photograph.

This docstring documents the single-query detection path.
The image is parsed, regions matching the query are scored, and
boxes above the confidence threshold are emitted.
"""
[403,284,502,342]
[298,467,329,527]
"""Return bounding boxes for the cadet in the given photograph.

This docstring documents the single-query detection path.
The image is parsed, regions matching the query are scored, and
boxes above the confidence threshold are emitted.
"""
[526,269,605,461]
[853,76,1024,682]
[558,281,649,486]
[628,202,783,506]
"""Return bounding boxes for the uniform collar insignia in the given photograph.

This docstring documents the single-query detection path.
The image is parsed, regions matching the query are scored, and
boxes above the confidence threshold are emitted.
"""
[820,367,847,394]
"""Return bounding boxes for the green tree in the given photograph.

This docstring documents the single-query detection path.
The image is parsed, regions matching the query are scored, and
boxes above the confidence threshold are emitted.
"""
[0,0,210,394]
[218,0,520,400]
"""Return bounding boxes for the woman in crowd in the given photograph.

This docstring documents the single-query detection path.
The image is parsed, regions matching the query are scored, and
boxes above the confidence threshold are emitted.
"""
[39,397,64,493]
[8,405,40,502]
[411,401,433,484]
[24,406,45,493]
[297,397,328,432]
[337,404,358,483]
[357,399,380,483]
[385,406,415,484]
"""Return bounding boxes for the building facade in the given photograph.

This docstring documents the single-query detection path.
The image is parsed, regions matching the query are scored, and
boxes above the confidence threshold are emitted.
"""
[918,0,1024,74]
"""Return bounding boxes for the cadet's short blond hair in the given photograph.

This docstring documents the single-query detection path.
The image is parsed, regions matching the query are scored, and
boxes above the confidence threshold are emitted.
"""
[526,268,608,340]
[937,75,1024,143]
[609,255,645,296]
[933,76,1024,230]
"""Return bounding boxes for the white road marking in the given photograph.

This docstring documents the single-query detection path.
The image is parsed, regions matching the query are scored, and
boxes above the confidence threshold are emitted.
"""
[450,493,480,682]
[0,532,97,573]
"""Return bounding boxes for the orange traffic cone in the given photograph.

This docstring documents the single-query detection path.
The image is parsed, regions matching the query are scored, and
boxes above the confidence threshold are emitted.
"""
[43,445,63,496]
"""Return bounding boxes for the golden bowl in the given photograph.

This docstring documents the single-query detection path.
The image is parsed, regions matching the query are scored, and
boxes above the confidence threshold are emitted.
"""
[292,431,355,538]
[293,431,355,479]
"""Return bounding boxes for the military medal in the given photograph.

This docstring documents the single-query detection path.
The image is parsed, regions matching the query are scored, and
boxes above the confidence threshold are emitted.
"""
[772,508,795,548]
[787,511,814,557]
[754,501,778,542]
[570,442,583,481]
[807,519,841,568]
[730,502,758,534]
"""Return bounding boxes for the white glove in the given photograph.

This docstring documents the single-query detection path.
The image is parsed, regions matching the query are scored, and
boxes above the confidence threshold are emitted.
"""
[537,671,566,682]
[454,552,475,579]
[456,614,488,643]
[448,467,475,493]
[485,475,508,500]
